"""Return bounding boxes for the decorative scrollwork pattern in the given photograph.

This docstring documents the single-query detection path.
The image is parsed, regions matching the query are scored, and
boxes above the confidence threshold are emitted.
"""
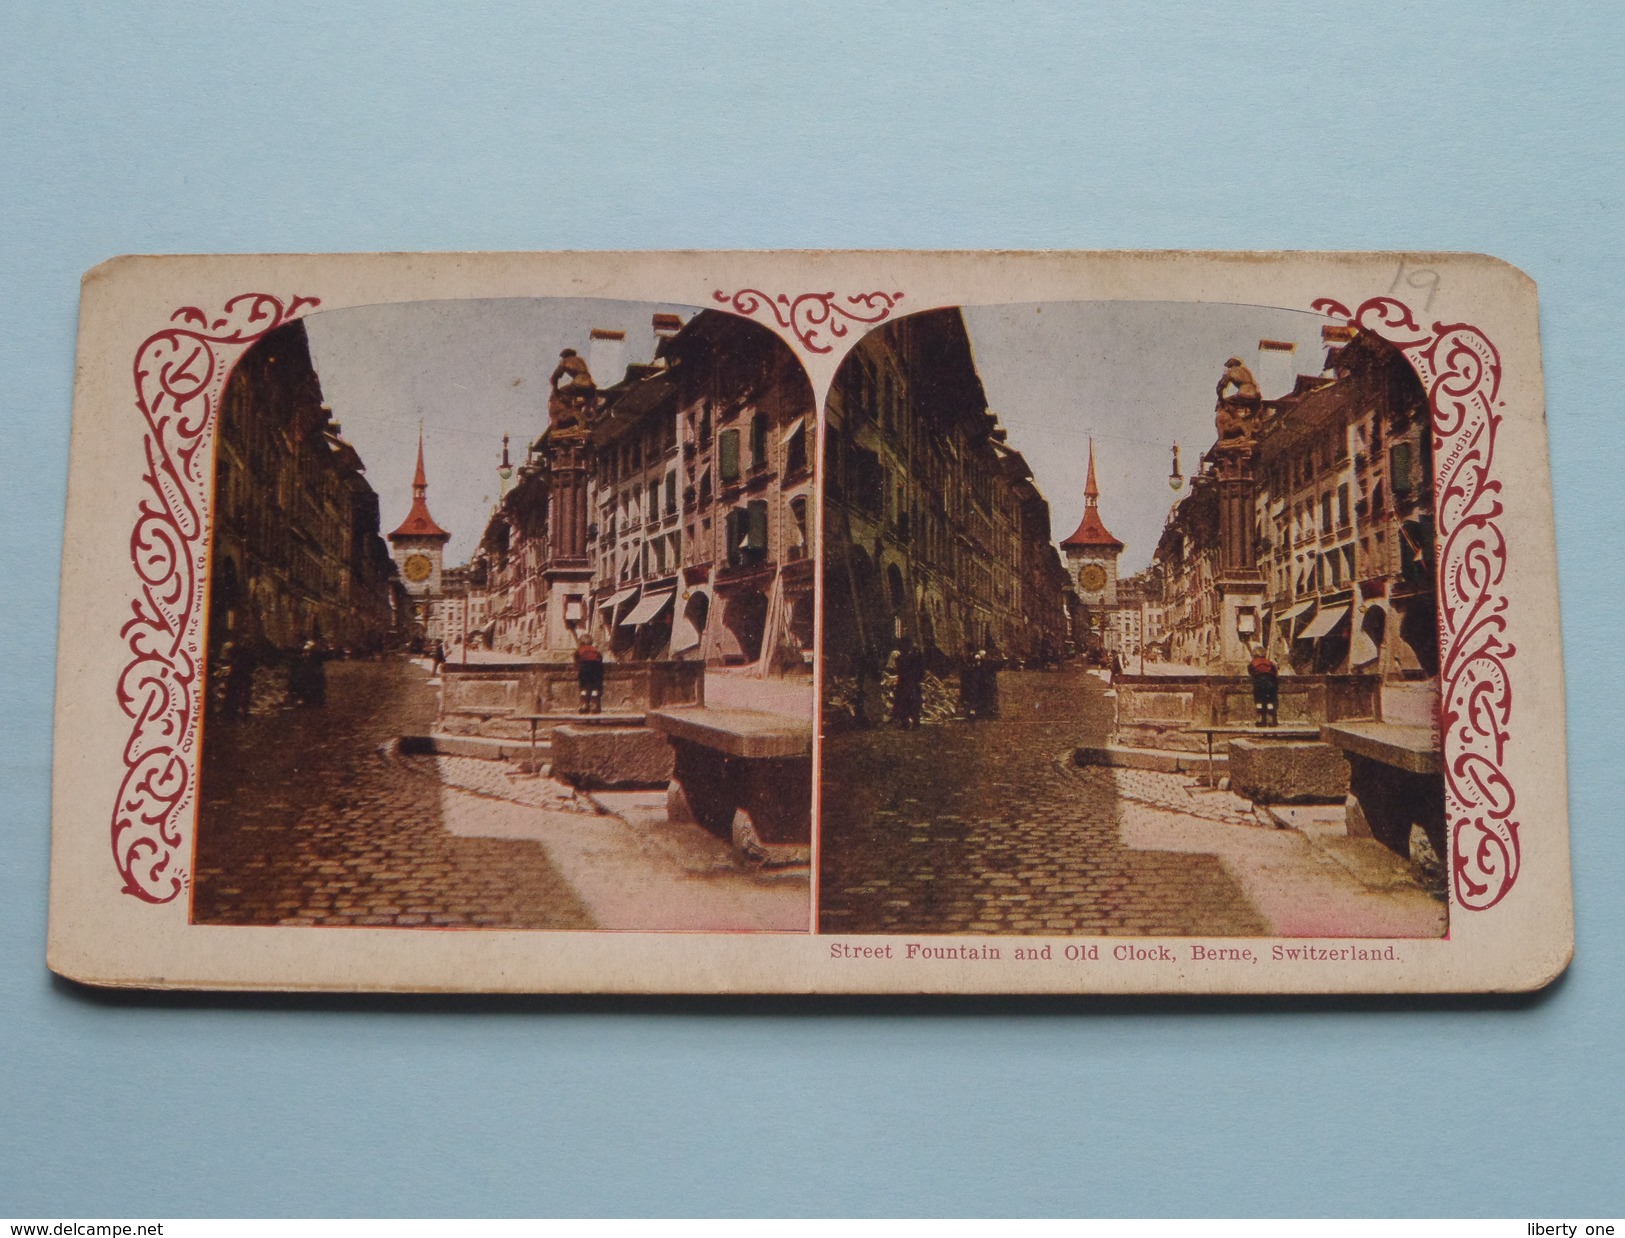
[113,293,320,903]
[1314,294,1517,911]
[712,288,905,355]
[108,284,1517,920]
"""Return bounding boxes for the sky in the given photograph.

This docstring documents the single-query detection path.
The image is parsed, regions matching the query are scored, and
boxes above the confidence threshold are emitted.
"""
[304,297,700,564]
[960,301,1339,574]
[301,296,1336,574]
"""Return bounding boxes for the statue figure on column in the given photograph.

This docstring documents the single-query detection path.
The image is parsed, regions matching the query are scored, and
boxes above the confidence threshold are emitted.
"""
[548,348,597,430]
[1215,356,1262,446]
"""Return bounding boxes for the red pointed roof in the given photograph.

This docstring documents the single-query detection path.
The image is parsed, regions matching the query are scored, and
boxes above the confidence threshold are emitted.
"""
[1061,505,1123,550]
[390,496,450,541]
[388,432,450,542]
[1060,439,1123,551]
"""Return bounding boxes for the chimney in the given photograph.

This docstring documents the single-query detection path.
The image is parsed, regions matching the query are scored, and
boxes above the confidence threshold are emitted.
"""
[1256,338,1297,400]
[1321,324,1357,373]
[588,327,628,387]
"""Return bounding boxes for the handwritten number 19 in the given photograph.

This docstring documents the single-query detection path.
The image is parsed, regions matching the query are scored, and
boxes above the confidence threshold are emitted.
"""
[1390,259,1441,311]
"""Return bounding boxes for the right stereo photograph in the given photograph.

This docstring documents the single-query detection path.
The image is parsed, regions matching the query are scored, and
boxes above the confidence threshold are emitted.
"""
[818,300,1448,941]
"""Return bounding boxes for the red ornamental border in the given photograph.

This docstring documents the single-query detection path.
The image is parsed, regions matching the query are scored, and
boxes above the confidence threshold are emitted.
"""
[1313,295,1518,911]
[113,293,320,903]
[110,287,1518,915]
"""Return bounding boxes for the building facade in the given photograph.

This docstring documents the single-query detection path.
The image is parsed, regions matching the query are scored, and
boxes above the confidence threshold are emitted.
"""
[1151,469,1224,668]
[821,307,1070,679]
[1148,326,1438,681]
[471,309,816,673]
[664,309,817,671]
[425,564,490,652]
[1252,324,1437,677]
[1107,569,1163,665]
[586,317,685,660]
[209,319,401,660]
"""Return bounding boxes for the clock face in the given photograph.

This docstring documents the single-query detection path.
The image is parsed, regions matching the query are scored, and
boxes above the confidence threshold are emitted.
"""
[1077,563,1108,593]
[403,553,433,584]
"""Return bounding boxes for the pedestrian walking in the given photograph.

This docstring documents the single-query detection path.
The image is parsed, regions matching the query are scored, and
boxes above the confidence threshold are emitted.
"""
[891,636,926,730]
[958,642,980,720]
[978,642,1002,720]
[1247,643,1279,727]
[430,640,446,675]
[574,634,605,714]
[220,640,256,720]
[288,640,327,708]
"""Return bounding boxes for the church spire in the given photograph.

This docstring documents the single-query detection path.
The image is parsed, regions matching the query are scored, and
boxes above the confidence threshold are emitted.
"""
[412,423,428,496]
[389,426,450,543]
[1059,437,1123,551]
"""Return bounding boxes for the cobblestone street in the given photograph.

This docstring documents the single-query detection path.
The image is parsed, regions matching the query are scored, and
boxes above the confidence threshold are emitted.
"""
[194,659,807,931]
[819,668,1444,937]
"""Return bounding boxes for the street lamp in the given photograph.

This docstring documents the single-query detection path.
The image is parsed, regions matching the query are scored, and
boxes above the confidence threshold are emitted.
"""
[1139,594,1147,676]
[1169,442,1184,492]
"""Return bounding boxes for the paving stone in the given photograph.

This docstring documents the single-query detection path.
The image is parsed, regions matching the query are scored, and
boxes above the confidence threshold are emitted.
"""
[193,660,596,931]
[820,669,1270,937]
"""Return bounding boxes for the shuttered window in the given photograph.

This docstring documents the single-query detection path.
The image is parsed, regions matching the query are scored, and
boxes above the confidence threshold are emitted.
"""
[1390,442,1414,494]
[749,411,768,469]
[746,500,768,550]
[719,429,741,482]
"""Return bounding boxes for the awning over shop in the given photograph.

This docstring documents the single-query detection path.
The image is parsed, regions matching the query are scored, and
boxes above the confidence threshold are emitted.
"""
[620,589,674,627]
[669,587,707,653]
[598,586,637,612]
[1350,628,1381,667]
[1275,599,1316,622]
[1299,604,1350,641]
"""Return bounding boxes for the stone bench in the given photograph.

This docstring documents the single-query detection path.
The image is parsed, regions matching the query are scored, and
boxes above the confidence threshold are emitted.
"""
[1183,724,1320,787]
[1227,737,1350,804]
[507,711,648,774]
[550,724,674,789]
[1321,722,1445,861]
[647,707,813,865]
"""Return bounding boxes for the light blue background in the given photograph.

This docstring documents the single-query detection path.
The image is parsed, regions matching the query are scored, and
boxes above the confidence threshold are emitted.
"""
[3,1,1620,1218]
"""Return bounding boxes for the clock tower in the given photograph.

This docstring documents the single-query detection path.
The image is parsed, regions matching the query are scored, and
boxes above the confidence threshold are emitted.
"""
[1060,440,1124,649]
[387,430,451,615]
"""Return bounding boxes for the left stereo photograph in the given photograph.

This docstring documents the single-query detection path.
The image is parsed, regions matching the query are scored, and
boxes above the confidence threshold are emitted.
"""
[191,298,816,936]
